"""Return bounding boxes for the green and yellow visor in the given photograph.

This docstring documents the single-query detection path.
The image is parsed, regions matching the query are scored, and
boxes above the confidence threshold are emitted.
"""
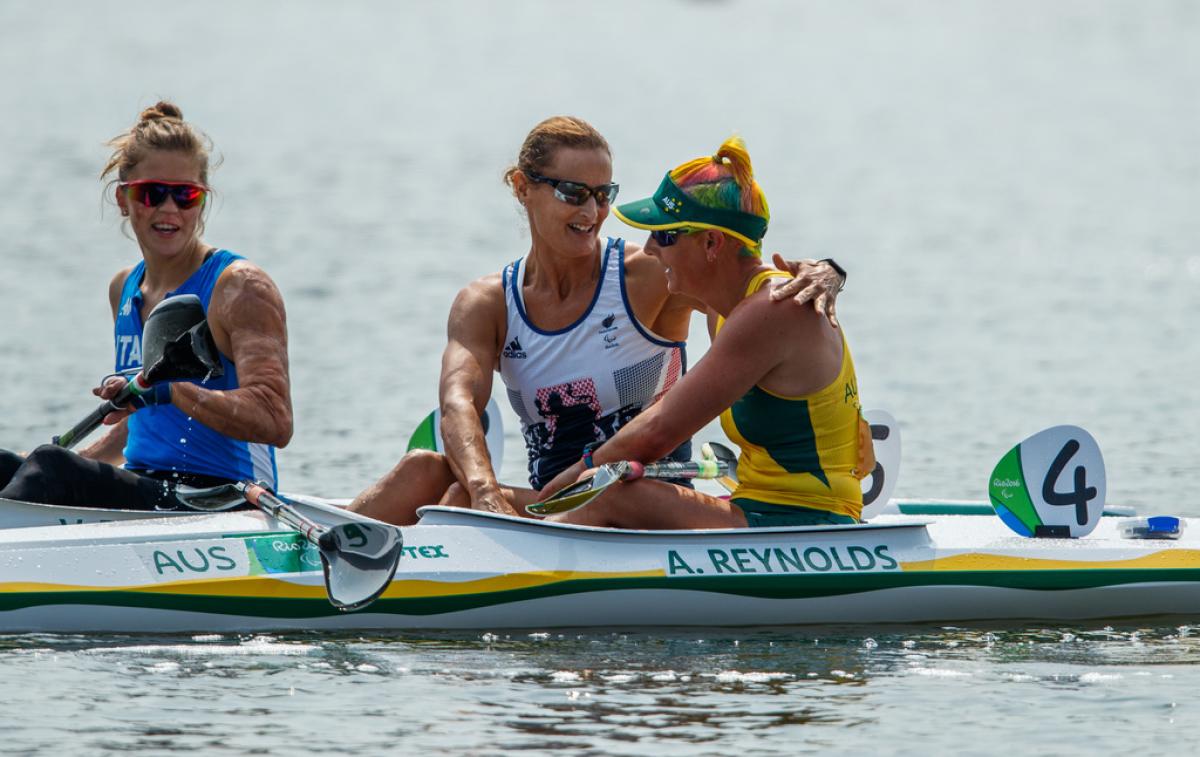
[612,173,768,249]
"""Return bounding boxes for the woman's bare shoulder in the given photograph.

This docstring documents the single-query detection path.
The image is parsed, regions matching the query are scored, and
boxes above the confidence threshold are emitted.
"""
[453,271,506,312]
[106,265,137,317]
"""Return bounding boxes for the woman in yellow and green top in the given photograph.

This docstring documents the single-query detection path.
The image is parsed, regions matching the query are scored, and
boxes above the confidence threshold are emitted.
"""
[540,136,874,528]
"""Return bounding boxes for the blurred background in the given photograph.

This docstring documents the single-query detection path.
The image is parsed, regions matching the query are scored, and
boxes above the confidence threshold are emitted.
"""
[1,0,1196,509]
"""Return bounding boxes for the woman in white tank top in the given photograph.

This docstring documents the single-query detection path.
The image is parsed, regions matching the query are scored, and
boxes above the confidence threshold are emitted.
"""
[350,117,845,525]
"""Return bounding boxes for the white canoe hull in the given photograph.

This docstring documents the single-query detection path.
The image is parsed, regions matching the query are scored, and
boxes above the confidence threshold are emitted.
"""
[4,584,1197,634]
[0,504,1195,633]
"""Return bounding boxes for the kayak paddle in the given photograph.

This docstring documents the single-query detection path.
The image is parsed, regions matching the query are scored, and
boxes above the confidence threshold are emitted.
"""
[53,294,223,449]
[176,480,404,611]
[526,454,728,516]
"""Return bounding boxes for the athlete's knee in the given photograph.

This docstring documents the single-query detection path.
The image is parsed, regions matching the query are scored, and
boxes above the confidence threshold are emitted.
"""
[401,448,449,474]
[20,444,79,479]
[0,445,77,503]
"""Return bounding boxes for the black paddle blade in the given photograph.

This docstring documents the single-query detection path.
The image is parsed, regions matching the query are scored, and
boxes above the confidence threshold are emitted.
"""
[318,523,404,612]
[141,294,206,370]
[145,321,224,383]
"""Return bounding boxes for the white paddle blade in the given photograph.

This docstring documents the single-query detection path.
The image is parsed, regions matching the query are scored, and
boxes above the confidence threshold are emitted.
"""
[318,522,404,611]
[320,548,402,612]
[860,409,901,520]
[408,398,505,473]
[320,522,403,560]
[989,425,1106,538]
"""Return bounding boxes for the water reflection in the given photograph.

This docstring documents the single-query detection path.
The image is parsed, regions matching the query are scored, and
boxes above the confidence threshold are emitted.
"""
[1,622,1197,751]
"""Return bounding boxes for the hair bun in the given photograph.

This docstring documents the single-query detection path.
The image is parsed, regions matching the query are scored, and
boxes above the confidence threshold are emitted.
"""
[139,101,184,123]
[102,99,212,185]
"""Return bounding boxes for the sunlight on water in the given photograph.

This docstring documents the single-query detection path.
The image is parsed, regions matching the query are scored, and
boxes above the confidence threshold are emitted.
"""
[2,624,1199,751]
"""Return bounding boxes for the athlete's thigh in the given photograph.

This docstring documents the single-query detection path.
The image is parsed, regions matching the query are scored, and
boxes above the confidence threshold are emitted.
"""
[579,479,747,529]
[502,486,544,518]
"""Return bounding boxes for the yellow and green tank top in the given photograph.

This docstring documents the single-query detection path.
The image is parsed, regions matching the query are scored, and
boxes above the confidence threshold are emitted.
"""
[717,270,868,521]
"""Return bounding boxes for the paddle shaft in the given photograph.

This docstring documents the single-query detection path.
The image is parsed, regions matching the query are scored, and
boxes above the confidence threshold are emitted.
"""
[239,481,332,549]
[238,483,405,611]
[623,458,724,482]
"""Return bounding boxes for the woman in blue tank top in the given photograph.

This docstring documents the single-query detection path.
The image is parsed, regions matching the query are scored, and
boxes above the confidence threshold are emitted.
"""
[0,102,292,510]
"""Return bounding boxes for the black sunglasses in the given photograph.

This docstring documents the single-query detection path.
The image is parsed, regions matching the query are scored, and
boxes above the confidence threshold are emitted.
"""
[526,171,619,207]
[650,229,696,247]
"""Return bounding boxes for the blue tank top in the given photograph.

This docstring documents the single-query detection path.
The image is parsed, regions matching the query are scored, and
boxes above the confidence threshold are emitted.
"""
[114,250,278,489]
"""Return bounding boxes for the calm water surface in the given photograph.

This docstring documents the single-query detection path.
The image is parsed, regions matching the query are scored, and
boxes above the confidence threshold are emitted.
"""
[0,0,1197,753]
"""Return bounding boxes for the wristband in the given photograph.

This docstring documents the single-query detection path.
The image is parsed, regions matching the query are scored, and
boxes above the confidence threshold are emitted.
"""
[131,382,172,409]
[581,442,600,469]
[819,258,847,291]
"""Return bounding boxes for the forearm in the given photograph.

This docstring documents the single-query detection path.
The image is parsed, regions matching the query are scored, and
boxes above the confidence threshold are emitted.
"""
[172,382,293,448]
[593,403,686,466]
[536,408,684,499]
[594,318,779,467]
[439,394,501,502]
[78,420,128,465]
[437,274,507,508]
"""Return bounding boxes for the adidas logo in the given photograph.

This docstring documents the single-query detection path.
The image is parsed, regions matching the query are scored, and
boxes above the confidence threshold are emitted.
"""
[502,337,527,360]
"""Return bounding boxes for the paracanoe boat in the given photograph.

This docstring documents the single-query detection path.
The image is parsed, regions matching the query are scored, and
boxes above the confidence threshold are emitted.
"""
[0,497,1194,633]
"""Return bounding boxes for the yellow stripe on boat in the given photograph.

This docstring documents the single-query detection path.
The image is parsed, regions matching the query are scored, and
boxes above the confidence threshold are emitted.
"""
[902,549,1200,572]
[0,569,668,601]
[376,569,666,599]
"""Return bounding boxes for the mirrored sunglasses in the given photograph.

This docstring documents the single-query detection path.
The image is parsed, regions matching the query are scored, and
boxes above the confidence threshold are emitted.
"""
[526,171,619,206]
[649,229,697,247]
[120,180,208,210]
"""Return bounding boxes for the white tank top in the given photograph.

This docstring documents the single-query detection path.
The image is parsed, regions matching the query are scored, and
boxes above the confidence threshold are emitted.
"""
[500,238,689,489]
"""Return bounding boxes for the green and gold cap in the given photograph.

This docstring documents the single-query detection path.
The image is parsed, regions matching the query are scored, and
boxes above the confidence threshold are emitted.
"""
[613,173,768,249]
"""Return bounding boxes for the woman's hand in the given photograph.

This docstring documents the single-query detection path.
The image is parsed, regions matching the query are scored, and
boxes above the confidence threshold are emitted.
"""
[92,376,137,425]
[537,460,591,502]
[471,484,521,517]
[767,254,845,328]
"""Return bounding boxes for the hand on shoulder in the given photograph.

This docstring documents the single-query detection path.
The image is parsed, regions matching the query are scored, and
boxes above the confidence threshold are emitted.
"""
[765,253,844,328]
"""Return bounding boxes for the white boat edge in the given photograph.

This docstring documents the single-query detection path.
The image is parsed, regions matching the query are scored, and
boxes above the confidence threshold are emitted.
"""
[0,495,1139,530]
